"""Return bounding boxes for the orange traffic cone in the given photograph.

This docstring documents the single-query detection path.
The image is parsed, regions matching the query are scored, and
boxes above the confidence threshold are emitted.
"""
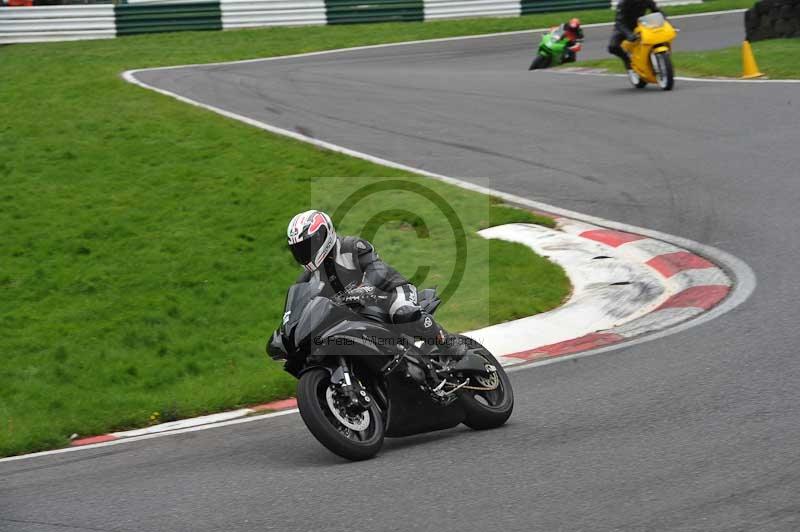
[741,40,764,79]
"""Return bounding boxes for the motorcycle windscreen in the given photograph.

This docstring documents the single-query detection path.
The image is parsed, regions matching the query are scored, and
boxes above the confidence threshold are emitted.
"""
[639,12,665,28]
[294,296,338,347]
[282,280,324,335]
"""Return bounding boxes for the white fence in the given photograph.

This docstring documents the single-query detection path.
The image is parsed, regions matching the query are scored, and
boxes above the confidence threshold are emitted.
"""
[425,0,520,20]
[221,0,326,29]
[0,4,115,44]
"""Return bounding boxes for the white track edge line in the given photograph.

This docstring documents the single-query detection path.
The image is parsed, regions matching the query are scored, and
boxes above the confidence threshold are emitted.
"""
[120,65,756,297]
[0,15,755,463]
[0,409,299,464]
[122,9,747,74]
[122,55,756,375]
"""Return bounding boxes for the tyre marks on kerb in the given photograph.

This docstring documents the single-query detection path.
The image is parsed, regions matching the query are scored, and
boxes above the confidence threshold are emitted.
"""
[487,218,733,365]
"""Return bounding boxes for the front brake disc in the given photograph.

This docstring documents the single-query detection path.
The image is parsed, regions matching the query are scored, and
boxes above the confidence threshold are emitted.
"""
[325,386,370,431]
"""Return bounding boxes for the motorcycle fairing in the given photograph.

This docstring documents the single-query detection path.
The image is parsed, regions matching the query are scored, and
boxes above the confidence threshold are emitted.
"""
[383,371,465,437]
[320,318,407,357]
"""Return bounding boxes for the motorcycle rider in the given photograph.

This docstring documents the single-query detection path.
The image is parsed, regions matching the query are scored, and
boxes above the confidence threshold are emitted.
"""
[559,18,584,63]
[268,210,464,366]
[608,0,663,71]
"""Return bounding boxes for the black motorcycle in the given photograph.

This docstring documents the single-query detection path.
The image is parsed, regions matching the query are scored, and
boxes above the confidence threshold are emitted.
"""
[268,281,514,461]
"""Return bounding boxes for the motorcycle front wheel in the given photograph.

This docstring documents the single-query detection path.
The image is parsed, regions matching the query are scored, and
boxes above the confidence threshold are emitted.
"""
[297,368,385,461]
[455,338,514,430]
[529,55,551,70]
[653,51,675,91]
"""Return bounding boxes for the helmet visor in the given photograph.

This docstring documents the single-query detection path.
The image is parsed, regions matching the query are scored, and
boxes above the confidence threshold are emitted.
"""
[289,227,328,267]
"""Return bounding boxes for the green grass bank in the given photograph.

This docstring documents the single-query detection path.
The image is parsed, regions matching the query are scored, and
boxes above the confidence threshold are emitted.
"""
[0,0,749,457]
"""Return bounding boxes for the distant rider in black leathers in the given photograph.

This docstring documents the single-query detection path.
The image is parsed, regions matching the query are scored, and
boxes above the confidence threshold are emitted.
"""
[608,0,663,70]
[267,210,463,371]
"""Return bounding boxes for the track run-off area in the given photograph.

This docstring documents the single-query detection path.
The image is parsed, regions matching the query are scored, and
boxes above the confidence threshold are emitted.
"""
[3,10,800,532]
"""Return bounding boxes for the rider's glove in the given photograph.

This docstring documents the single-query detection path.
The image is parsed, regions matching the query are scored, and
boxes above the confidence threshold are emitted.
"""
[340,285,377,306]
[626,32,640,42]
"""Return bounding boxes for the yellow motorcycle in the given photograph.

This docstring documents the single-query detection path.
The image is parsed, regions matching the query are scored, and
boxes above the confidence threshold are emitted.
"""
[622,13,677,90]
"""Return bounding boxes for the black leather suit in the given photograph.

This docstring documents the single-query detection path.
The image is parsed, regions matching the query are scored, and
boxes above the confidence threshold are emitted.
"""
[271,236,445,356]
[608,0,662,67]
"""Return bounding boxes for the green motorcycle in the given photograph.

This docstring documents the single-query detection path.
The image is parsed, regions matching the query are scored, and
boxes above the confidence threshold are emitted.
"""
[529,27,581,70]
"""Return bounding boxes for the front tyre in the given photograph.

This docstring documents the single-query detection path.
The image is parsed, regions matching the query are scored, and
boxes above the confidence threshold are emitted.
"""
[654,51,675,91]
[456,338,514,430]
[297,368,384,461]
[529,55,551,70]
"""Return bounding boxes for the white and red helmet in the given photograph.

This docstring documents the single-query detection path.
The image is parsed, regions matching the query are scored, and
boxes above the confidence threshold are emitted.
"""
[287,210,337,272]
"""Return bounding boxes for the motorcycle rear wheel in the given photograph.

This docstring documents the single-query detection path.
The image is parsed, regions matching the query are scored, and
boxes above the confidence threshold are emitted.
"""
[455,338,514,430]
[529,55,551,70]
[297,368,385,461]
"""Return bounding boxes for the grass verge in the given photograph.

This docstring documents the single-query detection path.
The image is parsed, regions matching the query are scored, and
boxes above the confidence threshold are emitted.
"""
[0,0,747,457]
[575,38,800,79]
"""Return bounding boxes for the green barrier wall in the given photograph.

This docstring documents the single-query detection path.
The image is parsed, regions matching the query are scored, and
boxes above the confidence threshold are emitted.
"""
[115,2,222,36]
[326,0,425,24]
[521,0,610,15]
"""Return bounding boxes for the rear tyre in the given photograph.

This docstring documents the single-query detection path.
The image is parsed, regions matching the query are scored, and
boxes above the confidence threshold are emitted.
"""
[456,338,514,430]
[297,368,384,461]
[655,51,675,91]
[529,55,551,70]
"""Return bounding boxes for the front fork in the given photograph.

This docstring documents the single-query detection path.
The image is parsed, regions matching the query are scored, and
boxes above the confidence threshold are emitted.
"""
[331,356,373,412]
[650,45,670,74]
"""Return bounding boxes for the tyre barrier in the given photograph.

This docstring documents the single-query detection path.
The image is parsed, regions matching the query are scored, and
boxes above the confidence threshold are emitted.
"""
[745,0,800,41]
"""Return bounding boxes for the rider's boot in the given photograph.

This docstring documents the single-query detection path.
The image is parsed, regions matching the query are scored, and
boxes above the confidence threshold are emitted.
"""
[402,313,467,359]
[623,53,634,75]
[425,325,467,359]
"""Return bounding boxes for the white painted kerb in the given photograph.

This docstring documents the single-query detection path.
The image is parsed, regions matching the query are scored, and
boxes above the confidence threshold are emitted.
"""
[465,223,669,356]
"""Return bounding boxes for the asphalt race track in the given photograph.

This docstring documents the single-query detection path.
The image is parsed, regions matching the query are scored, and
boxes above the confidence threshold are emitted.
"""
[3,10,800,532]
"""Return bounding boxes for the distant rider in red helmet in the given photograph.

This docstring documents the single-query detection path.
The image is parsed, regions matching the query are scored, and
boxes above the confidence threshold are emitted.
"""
[560,18,584,63]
